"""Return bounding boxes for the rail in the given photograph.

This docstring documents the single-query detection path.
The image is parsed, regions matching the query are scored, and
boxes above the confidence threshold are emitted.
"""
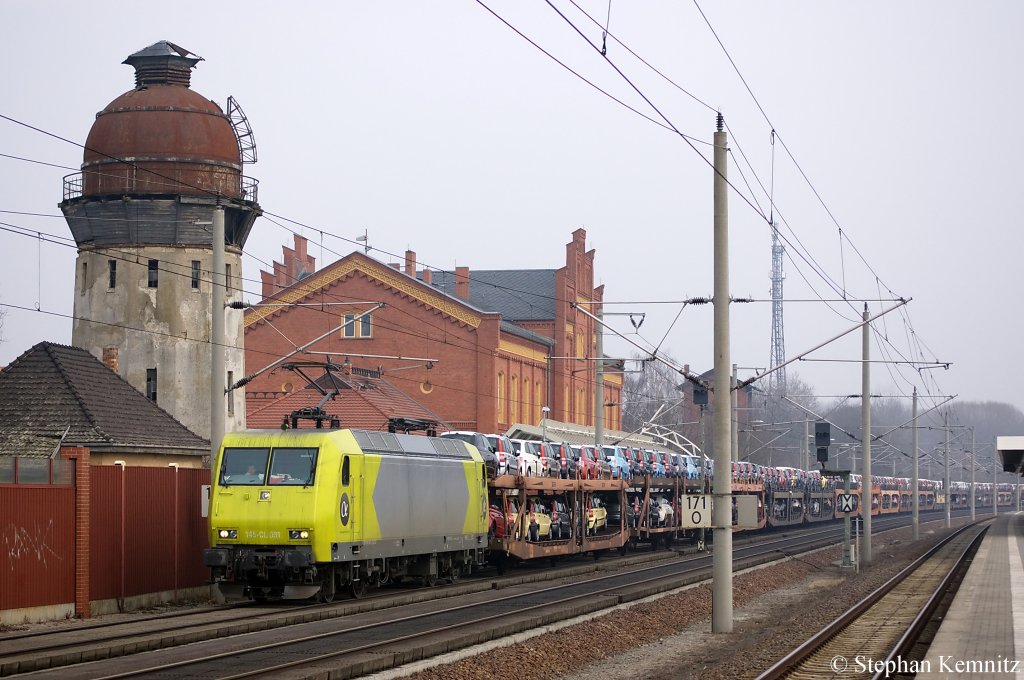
[755,519,989,680]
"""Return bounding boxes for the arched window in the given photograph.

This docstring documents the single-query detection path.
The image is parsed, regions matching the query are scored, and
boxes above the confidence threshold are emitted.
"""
[497,372,506,424]
[536,382,543,423]
[563,385,570,420]
[524,378,532,424]
[576,387,585,424]
[510,375,519,423]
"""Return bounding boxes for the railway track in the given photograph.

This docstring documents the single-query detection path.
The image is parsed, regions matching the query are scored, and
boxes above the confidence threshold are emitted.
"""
[2,511,959,679]
[756,519,988,680]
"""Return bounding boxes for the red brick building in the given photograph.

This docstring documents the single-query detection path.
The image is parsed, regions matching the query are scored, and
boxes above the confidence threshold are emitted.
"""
[243,229,622,434]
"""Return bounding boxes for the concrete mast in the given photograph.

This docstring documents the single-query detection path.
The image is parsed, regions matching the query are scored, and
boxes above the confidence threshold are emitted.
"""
[712,113,733,633]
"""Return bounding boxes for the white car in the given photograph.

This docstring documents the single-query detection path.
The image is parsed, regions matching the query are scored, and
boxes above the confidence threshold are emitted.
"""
[652,496,675,527]
[510,439,542,477]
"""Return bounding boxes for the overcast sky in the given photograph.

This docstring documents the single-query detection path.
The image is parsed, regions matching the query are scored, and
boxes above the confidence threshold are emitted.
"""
[2,2,1022,426]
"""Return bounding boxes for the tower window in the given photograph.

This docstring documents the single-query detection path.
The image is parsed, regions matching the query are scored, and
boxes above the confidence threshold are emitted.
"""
[146,368,157,402]
[81,261,88,295]
[147,260,158,288]
[108,260,116,289]
[225,263,232,293]
[227,371,234,416]
[191,261,200,289]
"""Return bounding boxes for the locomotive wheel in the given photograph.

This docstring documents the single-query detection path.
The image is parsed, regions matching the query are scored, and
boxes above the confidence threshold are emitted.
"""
[350,579,368,599]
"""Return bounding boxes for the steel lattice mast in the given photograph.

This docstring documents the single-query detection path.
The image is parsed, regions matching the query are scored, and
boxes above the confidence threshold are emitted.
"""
[768,224,786,394]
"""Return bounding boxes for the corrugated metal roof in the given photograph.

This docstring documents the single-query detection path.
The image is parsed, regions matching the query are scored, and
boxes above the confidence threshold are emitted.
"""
[505,420,659,449]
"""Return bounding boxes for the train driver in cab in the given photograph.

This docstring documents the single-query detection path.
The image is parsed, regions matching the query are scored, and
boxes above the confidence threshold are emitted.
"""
[234,463,264,484]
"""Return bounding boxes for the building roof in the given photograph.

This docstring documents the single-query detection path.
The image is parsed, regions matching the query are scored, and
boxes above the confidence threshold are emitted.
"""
[246,251,494,330]
[246,367,445,430]
[500,320,555,347]
[428,269,557,322]
[0,342,209,458]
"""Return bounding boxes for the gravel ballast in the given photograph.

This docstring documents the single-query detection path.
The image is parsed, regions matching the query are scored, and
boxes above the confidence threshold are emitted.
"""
[393,519,972,680]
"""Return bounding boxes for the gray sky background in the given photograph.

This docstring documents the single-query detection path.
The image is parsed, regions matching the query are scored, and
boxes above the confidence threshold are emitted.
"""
[2,2,1022,424]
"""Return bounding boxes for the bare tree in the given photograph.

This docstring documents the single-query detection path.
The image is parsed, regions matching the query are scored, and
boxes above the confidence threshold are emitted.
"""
[621,352,686,434]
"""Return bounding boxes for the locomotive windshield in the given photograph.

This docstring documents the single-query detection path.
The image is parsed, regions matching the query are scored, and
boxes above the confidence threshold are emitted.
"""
[220,447,270,485]
[268,447,319,486]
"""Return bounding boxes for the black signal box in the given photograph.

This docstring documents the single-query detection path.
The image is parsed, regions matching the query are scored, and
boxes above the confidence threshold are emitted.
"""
[815,421,831,448]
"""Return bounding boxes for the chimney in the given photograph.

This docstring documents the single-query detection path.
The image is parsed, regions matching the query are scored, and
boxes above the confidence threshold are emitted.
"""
[404,250,416,276]
[422,269,433,286]
[102,346,120,373]
[455,266,470,300]
[388,262,401,270]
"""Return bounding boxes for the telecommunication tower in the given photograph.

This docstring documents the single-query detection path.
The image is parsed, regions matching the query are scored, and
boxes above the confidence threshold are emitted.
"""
[768,224,786,394]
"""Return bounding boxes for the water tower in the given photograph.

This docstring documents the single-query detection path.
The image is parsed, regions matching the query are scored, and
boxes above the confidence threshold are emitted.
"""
[59,41,261,438]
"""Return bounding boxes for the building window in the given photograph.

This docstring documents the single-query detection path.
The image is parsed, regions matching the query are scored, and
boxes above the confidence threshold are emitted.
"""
[146,368,157,402]
[81,261,87,295]
[524,378,532,425]
[576,387,586,424]
[147,260,158,288]
[497,372,506,423]
[191,261,201,289]
[342,312,373,338]
[225,263,232,293]
[510,375,519,423]
[227,371,234,416]
[108,260,116,289]
[536,383,543,423]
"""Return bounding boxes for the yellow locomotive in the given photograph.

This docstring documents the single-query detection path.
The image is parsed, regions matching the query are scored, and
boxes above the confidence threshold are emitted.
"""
[203,429,489,600]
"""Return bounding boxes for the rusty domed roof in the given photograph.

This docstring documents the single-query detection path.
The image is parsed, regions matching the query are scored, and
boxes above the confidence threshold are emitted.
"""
[81,41,241,198]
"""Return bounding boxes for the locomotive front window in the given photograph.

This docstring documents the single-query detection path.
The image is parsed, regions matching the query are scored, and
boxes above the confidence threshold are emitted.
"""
[269,447,319,485]
[220,448,270,485]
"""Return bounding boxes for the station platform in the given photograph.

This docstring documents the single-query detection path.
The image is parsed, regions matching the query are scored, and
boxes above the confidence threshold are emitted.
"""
[919,511,1024,678]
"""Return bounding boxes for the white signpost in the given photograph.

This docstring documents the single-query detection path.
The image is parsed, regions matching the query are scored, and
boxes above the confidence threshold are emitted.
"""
[838,493,856,513]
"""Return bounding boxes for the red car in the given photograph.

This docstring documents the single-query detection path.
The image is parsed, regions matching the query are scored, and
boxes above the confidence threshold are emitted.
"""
[571,445,599,479]
[488,498,519,539]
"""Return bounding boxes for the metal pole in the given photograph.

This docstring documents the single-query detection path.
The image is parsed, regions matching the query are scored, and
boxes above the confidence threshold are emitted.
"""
[993,443,998,517]
[211,206,226,458]
[595,304,604,447]
[731,364,739,463]
[802,419,809,472]
[711,114,733,633]
[943,412,951,528]
[861,304,872,564]
[842,472,852,567]
[912,388,919,541]
[970,428,975,522]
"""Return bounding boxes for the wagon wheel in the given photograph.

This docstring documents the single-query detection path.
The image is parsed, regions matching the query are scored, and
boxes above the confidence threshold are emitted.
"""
[424,573,439,588]
[448,564,461,584]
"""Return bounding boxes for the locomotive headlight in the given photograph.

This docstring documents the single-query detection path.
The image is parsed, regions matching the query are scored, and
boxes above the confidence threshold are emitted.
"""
[218,529,238,539]
[288,529,311,540]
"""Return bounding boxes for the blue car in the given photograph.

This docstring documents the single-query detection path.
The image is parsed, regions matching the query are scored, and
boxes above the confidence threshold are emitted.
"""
[601,445,632,480]
[644,449,667,477]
